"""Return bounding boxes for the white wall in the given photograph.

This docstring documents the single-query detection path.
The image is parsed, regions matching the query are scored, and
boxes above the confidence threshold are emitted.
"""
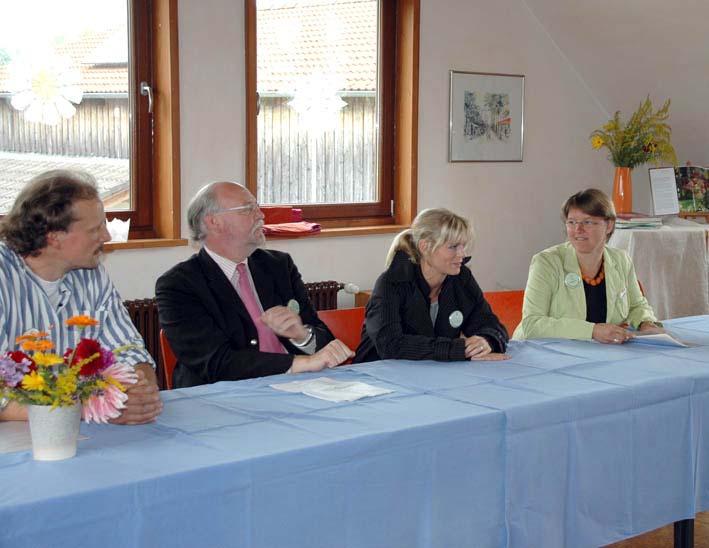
[105,0,612,300]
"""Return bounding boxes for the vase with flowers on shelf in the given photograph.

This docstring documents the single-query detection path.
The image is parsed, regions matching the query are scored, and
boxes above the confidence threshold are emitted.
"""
[590,97,677,214]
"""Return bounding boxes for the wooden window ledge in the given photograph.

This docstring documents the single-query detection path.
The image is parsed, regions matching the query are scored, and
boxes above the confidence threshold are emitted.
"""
[104,238,188,251]
[266,224,409,241]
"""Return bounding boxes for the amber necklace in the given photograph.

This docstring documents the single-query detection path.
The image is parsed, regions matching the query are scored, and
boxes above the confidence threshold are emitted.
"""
[582,260,605,286]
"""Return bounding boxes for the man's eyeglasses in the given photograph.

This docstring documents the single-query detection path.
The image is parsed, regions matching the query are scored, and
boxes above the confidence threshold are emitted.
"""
[564,219,604,228]
[214,202,261,216]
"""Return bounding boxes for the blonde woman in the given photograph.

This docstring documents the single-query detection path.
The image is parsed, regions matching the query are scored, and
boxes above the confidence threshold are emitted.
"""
[353,208,508,363]
[513,189,662,343]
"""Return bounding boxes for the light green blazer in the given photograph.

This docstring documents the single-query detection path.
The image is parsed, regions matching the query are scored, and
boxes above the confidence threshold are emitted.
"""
[513,241,657,340]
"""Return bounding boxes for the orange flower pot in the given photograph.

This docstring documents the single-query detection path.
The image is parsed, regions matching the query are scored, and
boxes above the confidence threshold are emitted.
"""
[612,167,632,214]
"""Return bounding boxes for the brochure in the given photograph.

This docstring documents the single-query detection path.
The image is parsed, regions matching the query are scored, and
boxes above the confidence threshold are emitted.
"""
[628,332,688,348]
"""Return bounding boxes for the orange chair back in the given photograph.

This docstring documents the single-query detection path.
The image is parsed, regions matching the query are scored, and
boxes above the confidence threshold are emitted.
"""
[317,307,366,354]
[483,290,524,336]
[159,329,177,390]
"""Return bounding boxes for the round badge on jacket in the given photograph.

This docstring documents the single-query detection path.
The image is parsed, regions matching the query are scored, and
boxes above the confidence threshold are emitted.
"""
[449,310,463,328]
[287,299,300,314]
[564,273,581,288]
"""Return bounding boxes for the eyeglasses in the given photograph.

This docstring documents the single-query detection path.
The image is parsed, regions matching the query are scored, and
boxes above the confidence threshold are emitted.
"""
[565,219,604,228]
[213,202,261,216]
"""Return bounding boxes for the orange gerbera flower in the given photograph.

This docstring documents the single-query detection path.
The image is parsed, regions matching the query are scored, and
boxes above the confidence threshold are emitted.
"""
[66,315,99,328]
[20,339,55,352]
[15,331,50,344]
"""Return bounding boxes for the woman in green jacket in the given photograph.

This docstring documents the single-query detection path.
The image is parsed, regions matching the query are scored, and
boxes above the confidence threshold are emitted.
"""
[513,189,663,344]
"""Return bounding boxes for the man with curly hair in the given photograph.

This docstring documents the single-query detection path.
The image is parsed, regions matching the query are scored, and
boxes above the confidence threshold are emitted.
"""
[0,170,162,423]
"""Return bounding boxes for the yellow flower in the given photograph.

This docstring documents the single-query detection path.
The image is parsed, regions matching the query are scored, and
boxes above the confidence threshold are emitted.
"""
[55,371,78,400]
[22,371,45,391]
[591,135,604,149]
[32,352,65,367]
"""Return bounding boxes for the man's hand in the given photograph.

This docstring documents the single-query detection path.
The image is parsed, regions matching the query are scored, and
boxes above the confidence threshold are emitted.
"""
[592,323,633,344]
[291,340,354,374]
[261,306,309,342]
[109,364,163,425]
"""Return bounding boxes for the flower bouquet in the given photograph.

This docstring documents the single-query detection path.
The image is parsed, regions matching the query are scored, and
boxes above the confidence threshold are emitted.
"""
[0,315,138,459]
[590,97,678,213]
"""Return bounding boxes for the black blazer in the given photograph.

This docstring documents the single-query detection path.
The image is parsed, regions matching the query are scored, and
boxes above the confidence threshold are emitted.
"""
[353,251,508,363]
[156,248,334,388]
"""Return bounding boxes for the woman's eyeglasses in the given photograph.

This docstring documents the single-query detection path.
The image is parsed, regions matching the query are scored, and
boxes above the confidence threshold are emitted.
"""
[565,219,604,228]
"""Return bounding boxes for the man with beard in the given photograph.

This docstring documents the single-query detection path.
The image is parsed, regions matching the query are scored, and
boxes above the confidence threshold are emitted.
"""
[156,182,352,388]
[0,170,162,423]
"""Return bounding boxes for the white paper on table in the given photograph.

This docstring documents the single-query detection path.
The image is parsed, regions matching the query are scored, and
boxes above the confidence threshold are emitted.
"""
[271,377,393,402]
[0,421,88,454]
[649,167,680,216]
[629,332,688,347]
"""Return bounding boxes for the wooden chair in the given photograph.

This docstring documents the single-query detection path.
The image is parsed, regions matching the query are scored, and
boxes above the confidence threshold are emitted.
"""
[317,307,366,355]
[159,329,177,390]
[483,290,524,337]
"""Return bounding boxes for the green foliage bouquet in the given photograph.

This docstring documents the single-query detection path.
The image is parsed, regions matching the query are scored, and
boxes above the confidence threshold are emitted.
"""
[590,97,677,169]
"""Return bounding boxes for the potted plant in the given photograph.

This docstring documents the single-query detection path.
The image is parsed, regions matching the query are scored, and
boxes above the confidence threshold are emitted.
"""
[0,316,137,460]
[590,97,677,213]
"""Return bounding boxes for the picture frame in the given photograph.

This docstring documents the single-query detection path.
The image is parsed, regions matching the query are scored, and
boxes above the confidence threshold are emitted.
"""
[449,70,524,162]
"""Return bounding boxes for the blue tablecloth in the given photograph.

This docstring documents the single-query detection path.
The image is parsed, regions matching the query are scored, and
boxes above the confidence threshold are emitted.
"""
[2,316,709,548]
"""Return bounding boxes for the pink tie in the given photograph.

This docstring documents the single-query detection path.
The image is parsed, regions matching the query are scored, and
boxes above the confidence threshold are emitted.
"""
[234,263,285,353]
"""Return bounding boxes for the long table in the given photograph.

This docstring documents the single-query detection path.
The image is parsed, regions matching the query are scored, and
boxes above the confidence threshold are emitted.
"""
[2,316,709,548]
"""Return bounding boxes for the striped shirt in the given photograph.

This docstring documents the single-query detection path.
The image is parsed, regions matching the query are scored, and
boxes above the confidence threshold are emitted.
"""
[0,243,154,368]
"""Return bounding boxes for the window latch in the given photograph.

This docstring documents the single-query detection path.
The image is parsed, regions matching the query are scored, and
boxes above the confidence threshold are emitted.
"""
[140,81,154,114]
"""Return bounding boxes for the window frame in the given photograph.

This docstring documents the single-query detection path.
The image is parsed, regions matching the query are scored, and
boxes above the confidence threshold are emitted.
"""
[0,0,182,246]
[245,0,419,230]
[109,0,181,242]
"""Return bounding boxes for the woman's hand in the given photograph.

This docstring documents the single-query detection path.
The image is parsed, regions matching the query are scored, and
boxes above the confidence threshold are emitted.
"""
[464,335,492,359]
[638,321,665,335]
[592,323,633,344]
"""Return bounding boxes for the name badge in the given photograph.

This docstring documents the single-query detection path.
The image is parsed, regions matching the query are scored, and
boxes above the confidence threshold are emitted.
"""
[287,299,300,314]
[449,310,463,328]
[564,273,581,288]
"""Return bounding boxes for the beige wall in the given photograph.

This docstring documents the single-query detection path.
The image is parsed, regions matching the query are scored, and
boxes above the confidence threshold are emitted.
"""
[106,0,615,300]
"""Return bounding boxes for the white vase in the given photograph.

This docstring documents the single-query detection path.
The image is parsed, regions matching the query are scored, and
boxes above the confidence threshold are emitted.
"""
[27,403,82,461]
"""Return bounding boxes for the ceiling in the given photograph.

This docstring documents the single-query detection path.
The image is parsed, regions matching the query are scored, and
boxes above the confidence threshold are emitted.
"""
[523,0,709,164]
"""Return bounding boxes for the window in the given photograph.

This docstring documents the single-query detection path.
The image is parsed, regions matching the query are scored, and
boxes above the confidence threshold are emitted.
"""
[0,0,180,242]
[246,0,419,228]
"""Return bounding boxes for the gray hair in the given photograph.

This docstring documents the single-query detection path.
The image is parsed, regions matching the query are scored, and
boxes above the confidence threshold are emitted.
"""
[187,182,223,241]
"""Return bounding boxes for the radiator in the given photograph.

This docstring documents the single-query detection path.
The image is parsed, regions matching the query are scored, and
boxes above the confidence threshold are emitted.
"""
[123,298,166,389]
[304,280,344,311]
[123,281,343,390]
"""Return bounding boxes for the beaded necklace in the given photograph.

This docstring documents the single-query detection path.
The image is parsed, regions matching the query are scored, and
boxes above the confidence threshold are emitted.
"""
[582,260,605,287]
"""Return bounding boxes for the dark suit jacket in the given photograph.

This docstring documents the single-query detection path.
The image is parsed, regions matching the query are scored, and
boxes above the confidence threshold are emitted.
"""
[156,248,334,388]
[353,251,508,363]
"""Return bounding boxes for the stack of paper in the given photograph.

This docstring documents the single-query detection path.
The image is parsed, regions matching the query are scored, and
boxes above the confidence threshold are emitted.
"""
[271,377,393,402]
[616,213,662,229]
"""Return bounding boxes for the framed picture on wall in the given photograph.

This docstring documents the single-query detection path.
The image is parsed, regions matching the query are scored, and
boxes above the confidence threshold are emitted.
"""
[449,70,524,162]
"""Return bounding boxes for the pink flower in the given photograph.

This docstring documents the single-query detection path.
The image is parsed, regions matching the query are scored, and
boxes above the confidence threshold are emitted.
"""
[80,362,138,423]
[82,385,128,423]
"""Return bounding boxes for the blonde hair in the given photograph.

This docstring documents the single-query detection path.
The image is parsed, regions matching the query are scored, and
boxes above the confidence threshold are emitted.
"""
[385,208,474,266]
